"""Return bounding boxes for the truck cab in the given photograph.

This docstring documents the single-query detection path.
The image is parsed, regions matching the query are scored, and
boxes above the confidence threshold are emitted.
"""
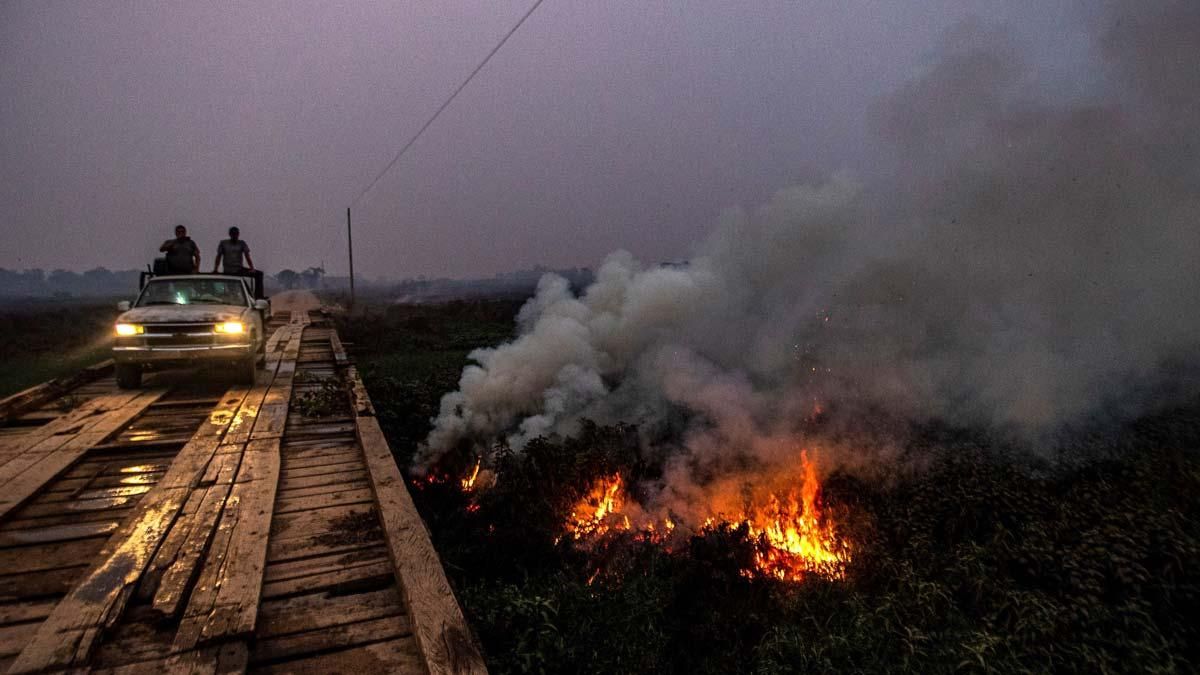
[112,274,271,388]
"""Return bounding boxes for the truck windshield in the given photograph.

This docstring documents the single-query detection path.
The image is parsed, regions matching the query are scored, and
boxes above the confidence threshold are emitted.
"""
[136,278,247,307]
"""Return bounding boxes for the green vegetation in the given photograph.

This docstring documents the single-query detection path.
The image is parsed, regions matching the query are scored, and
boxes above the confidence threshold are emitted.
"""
[339,298,1200,674]
[0,299,119,398]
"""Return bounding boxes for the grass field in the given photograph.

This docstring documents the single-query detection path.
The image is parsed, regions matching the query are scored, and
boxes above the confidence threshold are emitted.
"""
[0,298,120,398]
[337,294,1200,674]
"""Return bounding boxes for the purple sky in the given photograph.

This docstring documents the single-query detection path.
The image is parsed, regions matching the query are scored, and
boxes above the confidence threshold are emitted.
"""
[0,1,1089,278]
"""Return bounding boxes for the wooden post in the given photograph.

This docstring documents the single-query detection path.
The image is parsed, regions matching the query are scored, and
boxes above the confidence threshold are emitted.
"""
[346,207,356,307]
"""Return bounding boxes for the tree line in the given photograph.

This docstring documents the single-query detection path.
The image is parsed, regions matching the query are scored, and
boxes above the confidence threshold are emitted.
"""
[0,267,328,297]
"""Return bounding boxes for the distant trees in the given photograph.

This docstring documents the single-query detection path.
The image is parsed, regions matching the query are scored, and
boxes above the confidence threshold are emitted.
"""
[300,266,325,289]
[0,267,138,297]
[274,267,324,290]
[275,269,300,290]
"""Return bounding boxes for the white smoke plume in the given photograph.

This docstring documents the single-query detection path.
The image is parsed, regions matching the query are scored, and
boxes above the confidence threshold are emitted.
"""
[418,0,1200,492]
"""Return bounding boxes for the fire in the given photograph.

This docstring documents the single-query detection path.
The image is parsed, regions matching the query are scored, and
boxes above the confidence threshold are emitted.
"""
[560,450,851,582]
[566,474,630,539]
[461,459,481,491]
[741,450,848,581]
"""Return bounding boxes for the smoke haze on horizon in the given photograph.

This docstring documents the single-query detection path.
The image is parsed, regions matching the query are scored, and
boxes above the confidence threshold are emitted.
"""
[1,1,1093,278]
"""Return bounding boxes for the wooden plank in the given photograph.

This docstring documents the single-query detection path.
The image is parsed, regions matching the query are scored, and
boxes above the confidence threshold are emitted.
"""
[176,438,280,648]
[0,621,39,658]
[263,544,388,583]
[174,322,301,651]
[275,486,375,515]
[251,636,423,675]
[269,502,376,542]
[281,449,363,469]
[261,559,394,601]
[0,566,86,600]
[256,585,402,639]
[353,390,487,674]
[0,388,170,521]
[0,538,101,574]
[1,507,134,530]
[0,598,58,625]
[278,468,368,491]
[329,332,349,368]
[281,460,365,479]
[0,359,114,426]
[5,380,261,673]
[0,388,141,458]
[0,520,118,545]
[7,484,190,672]
[275,479,372,501]
[147,455,240,617]
[251,614,414,666]
[92,642,248,675]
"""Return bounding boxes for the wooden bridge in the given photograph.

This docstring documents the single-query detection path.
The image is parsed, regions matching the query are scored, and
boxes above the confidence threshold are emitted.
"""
[0,292,485,674]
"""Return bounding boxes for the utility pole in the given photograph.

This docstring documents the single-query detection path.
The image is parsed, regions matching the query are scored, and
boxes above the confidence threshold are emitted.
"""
[346,207,355,307]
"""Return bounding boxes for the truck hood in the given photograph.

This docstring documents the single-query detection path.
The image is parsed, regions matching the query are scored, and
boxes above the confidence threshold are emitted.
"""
[118,305,246,324]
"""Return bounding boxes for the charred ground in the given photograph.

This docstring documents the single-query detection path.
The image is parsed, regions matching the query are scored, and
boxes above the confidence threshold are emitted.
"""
[336,296,1200,674]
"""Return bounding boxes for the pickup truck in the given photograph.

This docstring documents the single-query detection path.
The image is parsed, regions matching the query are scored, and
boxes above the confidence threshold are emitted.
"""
[112,274,271,388]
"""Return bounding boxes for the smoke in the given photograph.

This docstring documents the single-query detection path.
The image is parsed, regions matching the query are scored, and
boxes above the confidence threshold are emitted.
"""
[418,1,1200,511]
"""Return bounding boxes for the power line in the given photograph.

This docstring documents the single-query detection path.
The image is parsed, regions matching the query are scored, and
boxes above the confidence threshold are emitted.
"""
[351,0,547,207]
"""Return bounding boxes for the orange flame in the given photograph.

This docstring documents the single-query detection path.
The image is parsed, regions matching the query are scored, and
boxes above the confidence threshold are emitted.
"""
[740,450,848,581]
[560,450,850,582]
[566,474,630,539]
[460,459,482,491]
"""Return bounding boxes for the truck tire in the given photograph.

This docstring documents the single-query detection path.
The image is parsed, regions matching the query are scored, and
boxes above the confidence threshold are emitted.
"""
[255,330,266,367]
[115,364,142,389]
[238,355,257,385]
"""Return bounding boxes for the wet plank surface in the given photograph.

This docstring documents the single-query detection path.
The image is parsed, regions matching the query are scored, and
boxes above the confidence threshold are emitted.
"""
[0,293,479,674]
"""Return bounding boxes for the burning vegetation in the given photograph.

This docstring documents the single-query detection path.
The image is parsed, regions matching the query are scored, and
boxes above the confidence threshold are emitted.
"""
[559,450,850,582]
[340,301,1200,675]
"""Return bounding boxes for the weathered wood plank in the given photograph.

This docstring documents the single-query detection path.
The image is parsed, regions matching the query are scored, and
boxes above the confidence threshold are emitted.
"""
[0,359,114,426]
[275,486,375,515]
[0,390,142,474]
[251,636,424,675]
[174,320,302,651]
[251,614,414,666]
[261,559,395,601]
[5,374,264,672]
[0,565,86,599]
[8,484,190,672]
[354,394,487,674]
[274,479,373,501]
[0,598,58,625]
[0,388,170,520]
[256,585,402,639]
[174,440,281,648]
[147,454,240,617]
[278,468,368,491]
[0,520,118,546]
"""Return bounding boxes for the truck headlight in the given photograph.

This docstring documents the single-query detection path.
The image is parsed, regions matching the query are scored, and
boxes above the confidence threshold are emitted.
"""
[115,323,143,336]
[214,321,245,334]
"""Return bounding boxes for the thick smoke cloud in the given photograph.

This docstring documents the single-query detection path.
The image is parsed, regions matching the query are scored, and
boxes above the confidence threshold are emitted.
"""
[418,0,1200,503]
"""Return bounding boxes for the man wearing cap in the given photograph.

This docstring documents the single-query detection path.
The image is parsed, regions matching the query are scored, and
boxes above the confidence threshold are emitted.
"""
[213,226,264,298]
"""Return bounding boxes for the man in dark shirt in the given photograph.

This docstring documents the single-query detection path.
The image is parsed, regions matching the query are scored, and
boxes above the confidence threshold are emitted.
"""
[159,224,200,274]
[214,226,264,298]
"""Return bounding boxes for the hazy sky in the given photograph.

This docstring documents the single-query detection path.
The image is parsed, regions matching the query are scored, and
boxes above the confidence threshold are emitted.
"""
[1,1,1090,278]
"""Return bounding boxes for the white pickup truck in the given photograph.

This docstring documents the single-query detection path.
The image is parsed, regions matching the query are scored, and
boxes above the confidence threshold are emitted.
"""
[112,274,271,388]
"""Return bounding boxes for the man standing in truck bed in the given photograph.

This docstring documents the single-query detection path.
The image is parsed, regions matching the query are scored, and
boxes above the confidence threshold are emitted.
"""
[213,226,265,298]
[160,224,200,274]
